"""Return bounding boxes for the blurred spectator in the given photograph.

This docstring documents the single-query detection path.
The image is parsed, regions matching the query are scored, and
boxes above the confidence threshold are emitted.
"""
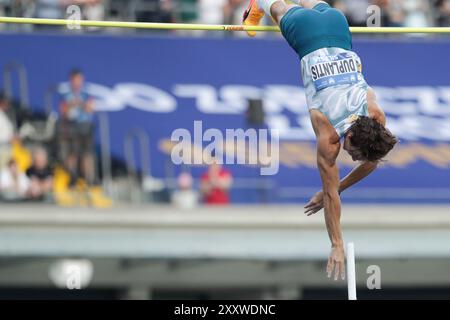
[26,147,53,200]
[33,0,105,29]
[371,0,402,27]
[73,0,106,31]
[0,92,14,145]
[2,0,35,20]
[0,159,30,201]
[387,0,406,27]
[0,92,15,168]
[58,68,96,188]
[434,0,450,27]
[200,161,232,205]
[135,0,173,24]
[73,0,105,21]
[178,0,197,22]
[198,0,226,25]
[334,0,371,27]
[171,171,198,209]
[34,0,64,19]
[402,0,432,27]
[0,0,5,16]
[223,0,246,25]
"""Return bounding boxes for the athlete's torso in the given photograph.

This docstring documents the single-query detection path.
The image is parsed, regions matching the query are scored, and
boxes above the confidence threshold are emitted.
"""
[279,3,369,137]
[301,47,370,137]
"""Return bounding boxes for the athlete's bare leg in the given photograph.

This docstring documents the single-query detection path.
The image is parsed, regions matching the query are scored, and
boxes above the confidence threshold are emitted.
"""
[299,0,326,9]
[243,0,325,34]
[269,2,297,25]
[267,0,328,25]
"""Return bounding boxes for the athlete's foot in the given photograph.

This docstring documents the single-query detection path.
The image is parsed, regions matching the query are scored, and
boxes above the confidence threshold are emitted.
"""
[242,0,265,37]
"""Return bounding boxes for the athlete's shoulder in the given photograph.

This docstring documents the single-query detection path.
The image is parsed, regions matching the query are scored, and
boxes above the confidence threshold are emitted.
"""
[309,109,340,144]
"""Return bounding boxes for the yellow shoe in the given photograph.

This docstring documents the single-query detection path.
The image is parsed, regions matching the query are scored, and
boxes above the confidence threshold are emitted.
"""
[243,0,265,37]
[55,191,77,207]
[89,186,113,209]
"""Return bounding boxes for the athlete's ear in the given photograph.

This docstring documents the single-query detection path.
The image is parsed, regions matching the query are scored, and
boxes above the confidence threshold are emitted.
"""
[345,131,353,143]
[344,131,354,150]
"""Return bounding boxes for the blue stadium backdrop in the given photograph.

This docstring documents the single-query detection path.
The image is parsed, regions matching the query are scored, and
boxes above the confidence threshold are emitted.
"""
[1,33,449,203]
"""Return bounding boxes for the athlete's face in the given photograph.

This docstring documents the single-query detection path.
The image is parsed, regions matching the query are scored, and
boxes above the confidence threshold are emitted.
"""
[343,132,365,161]
[70,73,84,92]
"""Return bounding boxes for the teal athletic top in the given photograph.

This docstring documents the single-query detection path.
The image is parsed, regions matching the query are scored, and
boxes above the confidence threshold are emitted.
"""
[279,2,369,138]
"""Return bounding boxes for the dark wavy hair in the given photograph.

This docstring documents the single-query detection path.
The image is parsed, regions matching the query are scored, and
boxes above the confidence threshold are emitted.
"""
[347,116,398,162]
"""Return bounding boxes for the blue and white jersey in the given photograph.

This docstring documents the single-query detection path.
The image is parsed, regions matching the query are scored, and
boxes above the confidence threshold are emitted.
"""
[60,86,93,123]
[301,47,370,137]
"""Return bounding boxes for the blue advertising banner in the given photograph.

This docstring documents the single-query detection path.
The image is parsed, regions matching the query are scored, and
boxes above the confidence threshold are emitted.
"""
[0,33,449,203]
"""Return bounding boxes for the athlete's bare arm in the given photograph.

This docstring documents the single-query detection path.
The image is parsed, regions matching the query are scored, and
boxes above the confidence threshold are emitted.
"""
[305,88,387,215]
[367,88,386,125]
[310,109,346,280]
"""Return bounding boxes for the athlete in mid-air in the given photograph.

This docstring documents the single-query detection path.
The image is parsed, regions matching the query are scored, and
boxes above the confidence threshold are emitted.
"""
[243,0,397,280]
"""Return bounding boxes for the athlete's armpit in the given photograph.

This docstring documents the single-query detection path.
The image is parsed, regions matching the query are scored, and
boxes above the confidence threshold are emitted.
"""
[367,88,386,125]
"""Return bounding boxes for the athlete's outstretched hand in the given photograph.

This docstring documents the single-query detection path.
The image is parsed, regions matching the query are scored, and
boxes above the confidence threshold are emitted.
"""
[327,246,346,281]
[304,190,324,216]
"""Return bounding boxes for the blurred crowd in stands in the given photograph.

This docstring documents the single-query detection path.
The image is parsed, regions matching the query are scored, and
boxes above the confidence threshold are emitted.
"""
[171,162,233,209]
[0,66,233,207]
[0,0,448,33]
[0,0,446,208]
[0,68,112,207]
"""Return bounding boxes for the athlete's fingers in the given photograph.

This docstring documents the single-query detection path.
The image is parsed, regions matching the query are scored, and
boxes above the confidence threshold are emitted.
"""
[304,201,314,209]
[334,261,340,281]
[304,205,315,213]
[341,261,346,280]
[306,206,322,216]
[305,206,319,215]
[304,206,314,213]
[306,202,319,210]
[305,207,317,215]
[327,256,334,278]
[314,207,323,214]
